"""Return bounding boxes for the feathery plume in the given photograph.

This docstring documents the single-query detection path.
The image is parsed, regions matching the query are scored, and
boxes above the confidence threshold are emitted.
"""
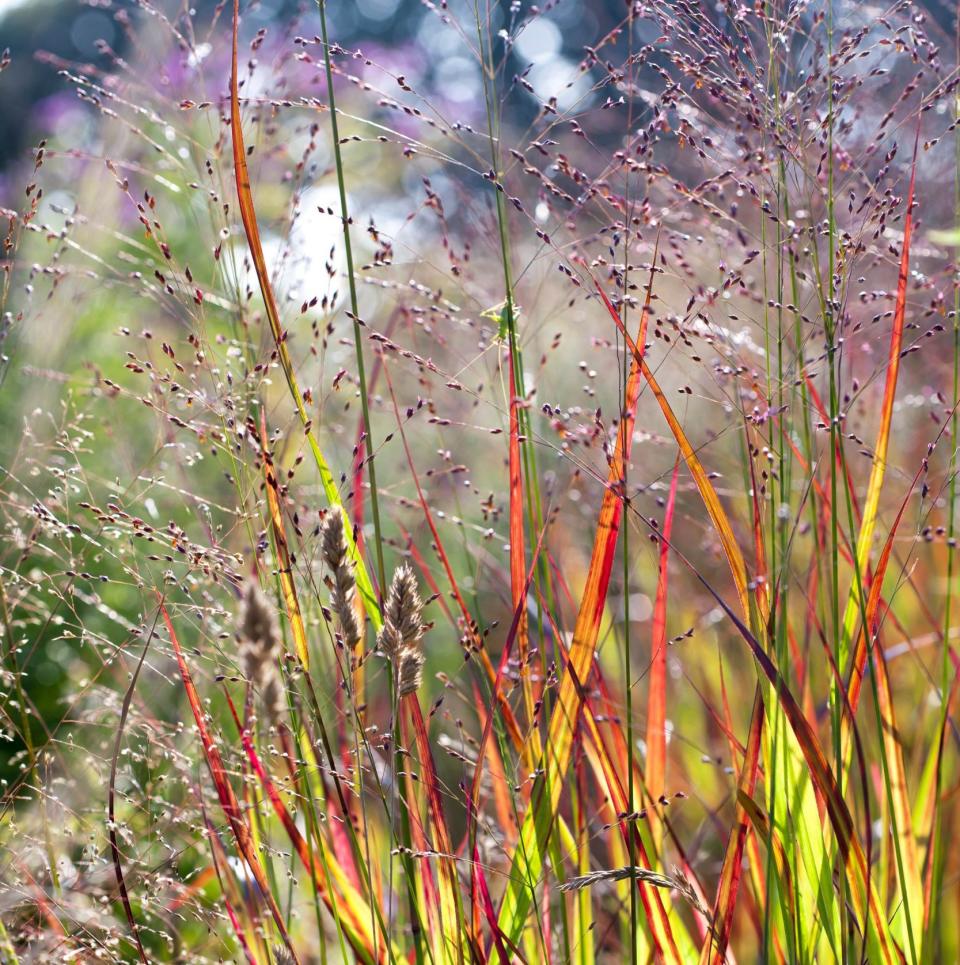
[377,563,423,659]
[378,563,426,696]
[320,507,362,647]
[237,578,284,723]
[273,946,297,965]
[397,646,426,697]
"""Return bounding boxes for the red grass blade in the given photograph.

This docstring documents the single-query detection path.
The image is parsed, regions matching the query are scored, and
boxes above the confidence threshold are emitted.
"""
[382,360,526,752]
[508,347,536,739]
[158,601,300,963]
[699,686,764,965]
[498,270,683,961]
[258,413,311,668]
[108,615,157,965]
[404,696,471,961]
[472,831,515,965]
[202,806,259,965]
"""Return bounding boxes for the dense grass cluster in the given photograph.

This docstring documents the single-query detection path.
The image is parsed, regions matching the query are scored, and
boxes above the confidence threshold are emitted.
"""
[2,0,960,960]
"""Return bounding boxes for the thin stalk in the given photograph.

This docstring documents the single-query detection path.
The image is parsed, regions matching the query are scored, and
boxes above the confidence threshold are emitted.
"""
[927,24,960,959]
[316,0,387,598]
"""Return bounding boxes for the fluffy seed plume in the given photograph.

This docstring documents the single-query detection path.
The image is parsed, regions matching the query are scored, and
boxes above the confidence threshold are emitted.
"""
[273,946,296,965]
[237,578,284,722]
[378,563,426,695]
[397,646,426,697]
[320,507,362,647]
[377,563,423,659]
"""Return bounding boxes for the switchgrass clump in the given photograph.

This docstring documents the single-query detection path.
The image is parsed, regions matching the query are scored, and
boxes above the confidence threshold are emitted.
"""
[0,0,959,961]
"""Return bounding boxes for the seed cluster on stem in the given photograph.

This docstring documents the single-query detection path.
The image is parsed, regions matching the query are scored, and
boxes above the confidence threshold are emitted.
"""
[237,578,284,723]
[320,507,363,650]
[377,563,426,697]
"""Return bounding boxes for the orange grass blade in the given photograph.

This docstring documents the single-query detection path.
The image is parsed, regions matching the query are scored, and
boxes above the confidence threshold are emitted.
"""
[839,132,919,669]
[844,452,932,718]
[699,686,764,965]
[230,0,377,620]
[258,413,311,668]
[595,284,750,618]
[647,457,680,833]
[496,274,684,961]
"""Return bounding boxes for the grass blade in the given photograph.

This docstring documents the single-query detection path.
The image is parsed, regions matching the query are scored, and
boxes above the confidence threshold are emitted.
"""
[699,686,764,965]
[646,457,680,845]
[229,0,378,620]
[496,273,683,961]
[107,612,159,965]
[158,601,300,962]
[838,131,920,671]
[595,284,750,617]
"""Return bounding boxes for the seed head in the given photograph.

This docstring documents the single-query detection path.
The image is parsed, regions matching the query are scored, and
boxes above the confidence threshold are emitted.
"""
[377,563,423,659]
[397,646,426,697]
[236,578,284,724]
[320,508,362,647]
[237,578,279,681]
[378,563,427,697]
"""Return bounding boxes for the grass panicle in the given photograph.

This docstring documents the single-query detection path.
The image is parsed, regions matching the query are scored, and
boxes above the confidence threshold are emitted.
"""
[378,563,426,696]
[321,507,363,649]
[237,577,284,723]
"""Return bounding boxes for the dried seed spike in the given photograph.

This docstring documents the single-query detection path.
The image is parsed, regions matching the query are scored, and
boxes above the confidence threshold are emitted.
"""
[320,507,362,647]
[236,578,284,724]
[397,647,426,697]
[320,504,350,572]
[261,675,286,723]
[380,562,423,651]
[558,866,666,892]
[237,578,279,680]
[378,564,427,694]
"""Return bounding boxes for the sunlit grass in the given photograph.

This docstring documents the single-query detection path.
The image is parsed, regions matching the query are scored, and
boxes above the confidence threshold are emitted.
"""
[1,1,959,961]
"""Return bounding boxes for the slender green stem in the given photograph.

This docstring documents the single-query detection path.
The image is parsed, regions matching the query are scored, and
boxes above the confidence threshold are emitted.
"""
[316,0,387,598]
